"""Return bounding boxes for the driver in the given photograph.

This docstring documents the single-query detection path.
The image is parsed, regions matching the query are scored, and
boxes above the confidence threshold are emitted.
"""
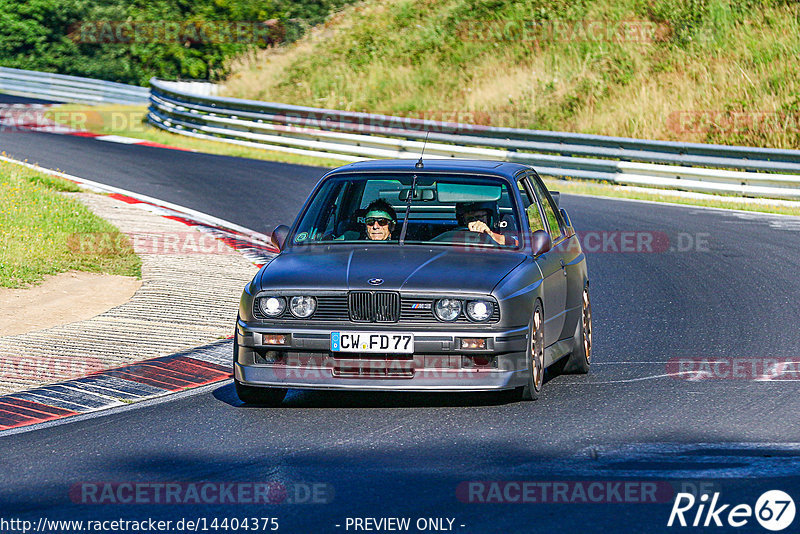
[455,201,509,246]
[363,199,396,241]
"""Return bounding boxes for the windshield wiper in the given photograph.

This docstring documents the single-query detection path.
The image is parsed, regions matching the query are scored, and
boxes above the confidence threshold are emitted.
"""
[398,174,417,245]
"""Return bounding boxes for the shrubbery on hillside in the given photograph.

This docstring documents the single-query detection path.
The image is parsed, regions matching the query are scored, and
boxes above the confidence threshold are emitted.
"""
[223,0,800,148]
[0,0,353,85]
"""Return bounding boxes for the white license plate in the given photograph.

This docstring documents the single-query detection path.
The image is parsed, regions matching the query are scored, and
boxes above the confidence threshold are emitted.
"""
[331,332,414,353]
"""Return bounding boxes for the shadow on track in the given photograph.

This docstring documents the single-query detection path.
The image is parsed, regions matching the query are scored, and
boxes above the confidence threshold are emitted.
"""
[212,382,524,408]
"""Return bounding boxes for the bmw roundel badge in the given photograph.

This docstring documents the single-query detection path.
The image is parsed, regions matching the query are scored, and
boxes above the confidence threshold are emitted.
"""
[368,278,384,286]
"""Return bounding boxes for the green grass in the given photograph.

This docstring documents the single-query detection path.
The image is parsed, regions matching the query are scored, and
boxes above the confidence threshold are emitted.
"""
[45,104,345,169]
[0,159,141,288]
[223,0,800,150]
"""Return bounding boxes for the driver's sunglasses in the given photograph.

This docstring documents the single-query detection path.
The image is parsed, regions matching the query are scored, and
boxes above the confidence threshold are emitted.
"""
[464,212,489,223]
[365,217,392,226]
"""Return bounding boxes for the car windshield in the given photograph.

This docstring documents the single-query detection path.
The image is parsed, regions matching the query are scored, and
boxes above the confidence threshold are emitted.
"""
[290,173,521,249]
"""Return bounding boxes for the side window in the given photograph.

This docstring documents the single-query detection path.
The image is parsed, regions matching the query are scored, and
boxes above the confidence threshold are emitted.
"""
[517,179,546,233]
[528,177,563,242]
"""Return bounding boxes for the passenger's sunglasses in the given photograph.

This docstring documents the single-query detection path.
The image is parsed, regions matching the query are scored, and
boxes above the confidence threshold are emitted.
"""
[365,217,392,226]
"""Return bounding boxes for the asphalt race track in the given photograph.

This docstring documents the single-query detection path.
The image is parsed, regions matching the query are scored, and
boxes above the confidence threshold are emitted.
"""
[2,101,800,533]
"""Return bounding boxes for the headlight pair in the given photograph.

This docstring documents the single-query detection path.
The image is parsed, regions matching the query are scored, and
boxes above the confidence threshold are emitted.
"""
[258,295,316,318]
[434,298,494,322]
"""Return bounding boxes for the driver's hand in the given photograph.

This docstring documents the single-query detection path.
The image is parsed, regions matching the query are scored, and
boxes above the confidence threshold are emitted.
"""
[468,221,490,234]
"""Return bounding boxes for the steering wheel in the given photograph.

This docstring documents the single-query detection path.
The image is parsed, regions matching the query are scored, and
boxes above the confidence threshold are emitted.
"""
[430,229,497,246]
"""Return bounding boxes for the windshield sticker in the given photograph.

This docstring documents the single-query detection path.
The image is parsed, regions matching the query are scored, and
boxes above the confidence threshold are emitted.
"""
[295,232,308,242]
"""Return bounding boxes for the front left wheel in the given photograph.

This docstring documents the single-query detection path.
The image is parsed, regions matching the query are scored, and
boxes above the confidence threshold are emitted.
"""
[520,301,545,401]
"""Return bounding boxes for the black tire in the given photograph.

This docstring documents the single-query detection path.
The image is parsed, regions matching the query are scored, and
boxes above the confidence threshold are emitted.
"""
[233,321,287,406]
[561,285,592,374]
[520,301,545,401]
[234,379,287,406]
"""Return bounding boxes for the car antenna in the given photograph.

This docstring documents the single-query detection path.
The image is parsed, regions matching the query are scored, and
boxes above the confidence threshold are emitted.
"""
[398,173,417,245]
[415,131,430,168]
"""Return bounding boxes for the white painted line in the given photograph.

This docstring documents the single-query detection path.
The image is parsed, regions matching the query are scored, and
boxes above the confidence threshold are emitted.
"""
[0,154,273,243]
[95,134,145,144]
[560,372,697,384]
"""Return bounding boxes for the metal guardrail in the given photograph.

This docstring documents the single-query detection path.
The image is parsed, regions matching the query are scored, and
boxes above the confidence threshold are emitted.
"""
[0,67,149,105]
[147,78,800,200]
[3,67,800,199]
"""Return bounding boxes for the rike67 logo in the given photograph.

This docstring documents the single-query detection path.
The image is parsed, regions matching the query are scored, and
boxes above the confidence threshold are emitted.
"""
[668,490,795,531]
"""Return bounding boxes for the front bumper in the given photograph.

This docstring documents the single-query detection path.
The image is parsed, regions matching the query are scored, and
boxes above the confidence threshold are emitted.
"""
[235,320,529,392]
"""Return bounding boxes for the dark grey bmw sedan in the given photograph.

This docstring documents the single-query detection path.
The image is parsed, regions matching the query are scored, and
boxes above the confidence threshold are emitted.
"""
[235,159,591,405]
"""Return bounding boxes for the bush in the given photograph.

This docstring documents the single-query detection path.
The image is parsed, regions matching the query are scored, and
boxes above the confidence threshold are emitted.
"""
[0,0,356,85]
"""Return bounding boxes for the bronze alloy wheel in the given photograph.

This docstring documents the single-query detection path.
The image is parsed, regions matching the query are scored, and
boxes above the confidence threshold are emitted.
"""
[531,307,544,392]
[582,287,592,364]
[521,302,545,400]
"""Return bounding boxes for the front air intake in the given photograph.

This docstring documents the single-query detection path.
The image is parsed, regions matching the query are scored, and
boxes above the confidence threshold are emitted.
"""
[348,291,399,323]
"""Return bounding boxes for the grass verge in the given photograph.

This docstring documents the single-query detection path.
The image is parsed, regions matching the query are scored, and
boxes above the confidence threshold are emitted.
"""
[0,159,141,288]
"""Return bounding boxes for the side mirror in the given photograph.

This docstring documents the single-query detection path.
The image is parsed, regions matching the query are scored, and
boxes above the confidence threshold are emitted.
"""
[550,191,560,208]
[532,229,552,257]
[270,224,290,252]
[560,208,574,237]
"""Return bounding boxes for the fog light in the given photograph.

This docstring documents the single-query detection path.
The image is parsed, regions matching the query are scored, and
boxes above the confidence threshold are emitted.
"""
[462,355,493,368]
[256,350,284,364]
[460,338,487,350]
[262,333,288,345]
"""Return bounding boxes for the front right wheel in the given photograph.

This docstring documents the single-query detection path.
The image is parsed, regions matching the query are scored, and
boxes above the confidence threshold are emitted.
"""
[561,285,592,374]
[233,324,287,406]
[234,379,287,406]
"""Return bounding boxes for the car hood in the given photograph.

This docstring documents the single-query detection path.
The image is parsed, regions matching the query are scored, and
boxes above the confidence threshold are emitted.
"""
[258,246,527,295]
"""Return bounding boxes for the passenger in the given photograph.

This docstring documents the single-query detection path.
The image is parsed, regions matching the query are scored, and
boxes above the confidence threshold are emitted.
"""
[363,199,397,241]
[455,201,511,246]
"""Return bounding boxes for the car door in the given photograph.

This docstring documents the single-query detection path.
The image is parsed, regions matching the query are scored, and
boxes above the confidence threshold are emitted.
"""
[528,173,584,340]
[518,175,567,348]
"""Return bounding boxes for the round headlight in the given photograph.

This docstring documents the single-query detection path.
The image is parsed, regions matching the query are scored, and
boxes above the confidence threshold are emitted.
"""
[289,296,317,318]
[466,300,494,322]
[259,296,286,317]
[434,298,462,322]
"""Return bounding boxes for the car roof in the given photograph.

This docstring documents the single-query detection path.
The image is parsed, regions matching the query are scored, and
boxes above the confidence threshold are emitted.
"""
[323,159,532,180]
